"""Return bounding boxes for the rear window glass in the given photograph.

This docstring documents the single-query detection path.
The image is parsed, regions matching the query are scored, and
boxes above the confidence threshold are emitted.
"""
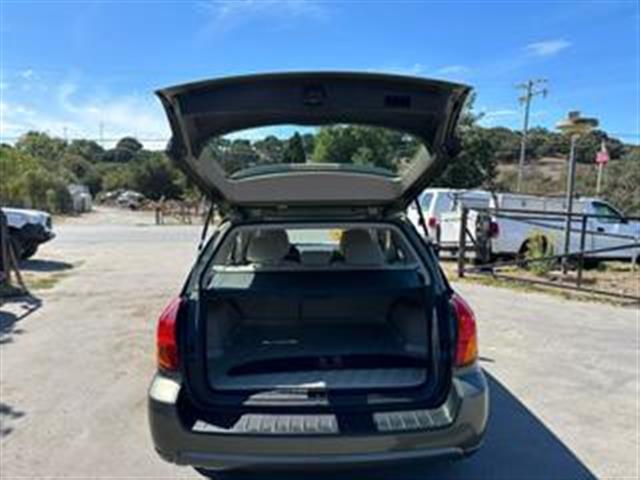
[199,124,428,179]
[211,225,418,269]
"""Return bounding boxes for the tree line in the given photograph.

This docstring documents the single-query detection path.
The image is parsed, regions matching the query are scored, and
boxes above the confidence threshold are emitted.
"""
[1,107,638,214]
[1,133,190,213]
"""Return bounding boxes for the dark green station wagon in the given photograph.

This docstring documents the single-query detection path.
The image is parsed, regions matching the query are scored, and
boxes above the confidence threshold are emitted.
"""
[147,72,489,479]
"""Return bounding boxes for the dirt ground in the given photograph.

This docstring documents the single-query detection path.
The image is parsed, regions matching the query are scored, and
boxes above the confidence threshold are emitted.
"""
[0,207,638,479]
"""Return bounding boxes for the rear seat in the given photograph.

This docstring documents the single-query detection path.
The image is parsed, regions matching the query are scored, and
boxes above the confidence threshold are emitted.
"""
[246,229,297,266]
[242,228,389,269]
[339,229,385,266]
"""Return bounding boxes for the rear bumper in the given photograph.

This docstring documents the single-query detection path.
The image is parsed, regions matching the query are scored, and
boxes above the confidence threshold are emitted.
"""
[148,366,488,471]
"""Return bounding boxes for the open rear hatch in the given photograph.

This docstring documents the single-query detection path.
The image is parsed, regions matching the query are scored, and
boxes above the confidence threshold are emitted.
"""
[157,72,470,212]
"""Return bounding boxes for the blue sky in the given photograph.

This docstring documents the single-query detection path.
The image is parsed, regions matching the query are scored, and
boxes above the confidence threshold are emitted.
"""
[1,0,638,148]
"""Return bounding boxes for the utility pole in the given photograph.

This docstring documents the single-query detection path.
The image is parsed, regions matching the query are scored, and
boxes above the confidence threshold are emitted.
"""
[595,140,609,196]
[99,122,104,149]
[516,79,548,192]
[556,111,598,274]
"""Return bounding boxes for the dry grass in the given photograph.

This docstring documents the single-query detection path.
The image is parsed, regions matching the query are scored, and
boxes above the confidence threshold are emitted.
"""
[22,271,71,290]
[441,259,639,306]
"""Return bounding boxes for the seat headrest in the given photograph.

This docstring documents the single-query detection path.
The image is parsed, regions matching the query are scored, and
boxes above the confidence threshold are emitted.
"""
[247,229,290,265]
[339,229,384,266]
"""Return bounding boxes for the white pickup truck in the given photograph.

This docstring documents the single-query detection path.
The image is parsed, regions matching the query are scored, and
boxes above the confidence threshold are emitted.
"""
[438,194,640,262]
[407,188,492,241]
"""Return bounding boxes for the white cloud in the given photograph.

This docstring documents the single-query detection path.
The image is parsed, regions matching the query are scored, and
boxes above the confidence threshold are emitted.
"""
[483,109,518,118]
[370,63,472,79]
[58,83,169,142]
[199,0,328,30]
[1,83,170,149]
[525,39,571,57]
[1,100,69,139]
[20,69,35,80]
[434,65,470,76]
[478,108,520,127]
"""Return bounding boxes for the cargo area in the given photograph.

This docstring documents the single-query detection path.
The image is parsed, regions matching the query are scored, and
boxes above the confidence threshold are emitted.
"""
[204,268,431,392]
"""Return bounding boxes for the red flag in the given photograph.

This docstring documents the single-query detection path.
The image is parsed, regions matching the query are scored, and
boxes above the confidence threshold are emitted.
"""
[596,140,609,165]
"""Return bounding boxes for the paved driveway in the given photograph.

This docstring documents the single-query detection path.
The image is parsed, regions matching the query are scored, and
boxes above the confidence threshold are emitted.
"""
[1,211,637,479]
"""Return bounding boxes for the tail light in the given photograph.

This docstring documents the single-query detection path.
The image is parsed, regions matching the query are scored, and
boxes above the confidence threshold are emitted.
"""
[156,297,184,371]
[489,220,500,238]
[452,294,478,367]
[428,216,438,229]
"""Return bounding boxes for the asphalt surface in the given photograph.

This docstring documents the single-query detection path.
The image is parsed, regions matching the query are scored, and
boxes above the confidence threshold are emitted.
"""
[0,209,638,479]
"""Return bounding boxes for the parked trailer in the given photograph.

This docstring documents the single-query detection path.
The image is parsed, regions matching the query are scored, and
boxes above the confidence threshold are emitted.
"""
[439,194,640,262]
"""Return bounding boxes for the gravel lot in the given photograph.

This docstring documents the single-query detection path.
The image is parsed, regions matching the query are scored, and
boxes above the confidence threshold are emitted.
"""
[1,208,637,479]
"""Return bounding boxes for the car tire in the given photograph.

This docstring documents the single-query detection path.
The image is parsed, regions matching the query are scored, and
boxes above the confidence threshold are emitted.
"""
[518,236,553,268]
[20,244,38,260]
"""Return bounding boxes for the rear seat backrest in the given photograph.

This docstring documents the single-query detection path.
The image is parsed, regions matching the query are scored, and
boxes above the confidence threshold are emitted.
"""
[339,229,385,266]
[246,229,291,265]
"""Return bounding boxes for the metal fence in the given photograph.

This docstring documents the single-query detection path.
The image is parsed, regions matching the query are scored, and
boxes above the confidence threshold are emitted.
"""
[154,200,211,225]
[454,206,640,303]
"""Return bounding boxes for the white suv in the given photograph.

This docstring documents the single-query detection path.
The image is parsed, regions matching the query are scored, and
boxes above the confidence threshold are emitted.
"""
[1,207,55,259]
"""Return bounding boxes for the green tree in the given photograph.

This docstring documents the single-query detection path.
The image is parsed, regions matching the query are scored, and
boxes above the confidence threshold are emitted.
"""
[433,94,496,188]
[574,130,626,163]
[223,139,259,173]
[311,125,419,172]
[116,136,143,153]
[16,168,72,212]
[101,148,134,163]
[482,127,520,163]
[99,164,135,191]
[301,133,315,157]
[0,146,39,205]
[130,152,183,200]
[61,153,102,194]
[66,139,105,163]
[282,132,306,163]
[254,135,283,163]
[100,137,144,163]
[433,127,496,189]
[312,126,357,164]
[602,148,640,214]
[15,131,66,162]
[528,127,568,159]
